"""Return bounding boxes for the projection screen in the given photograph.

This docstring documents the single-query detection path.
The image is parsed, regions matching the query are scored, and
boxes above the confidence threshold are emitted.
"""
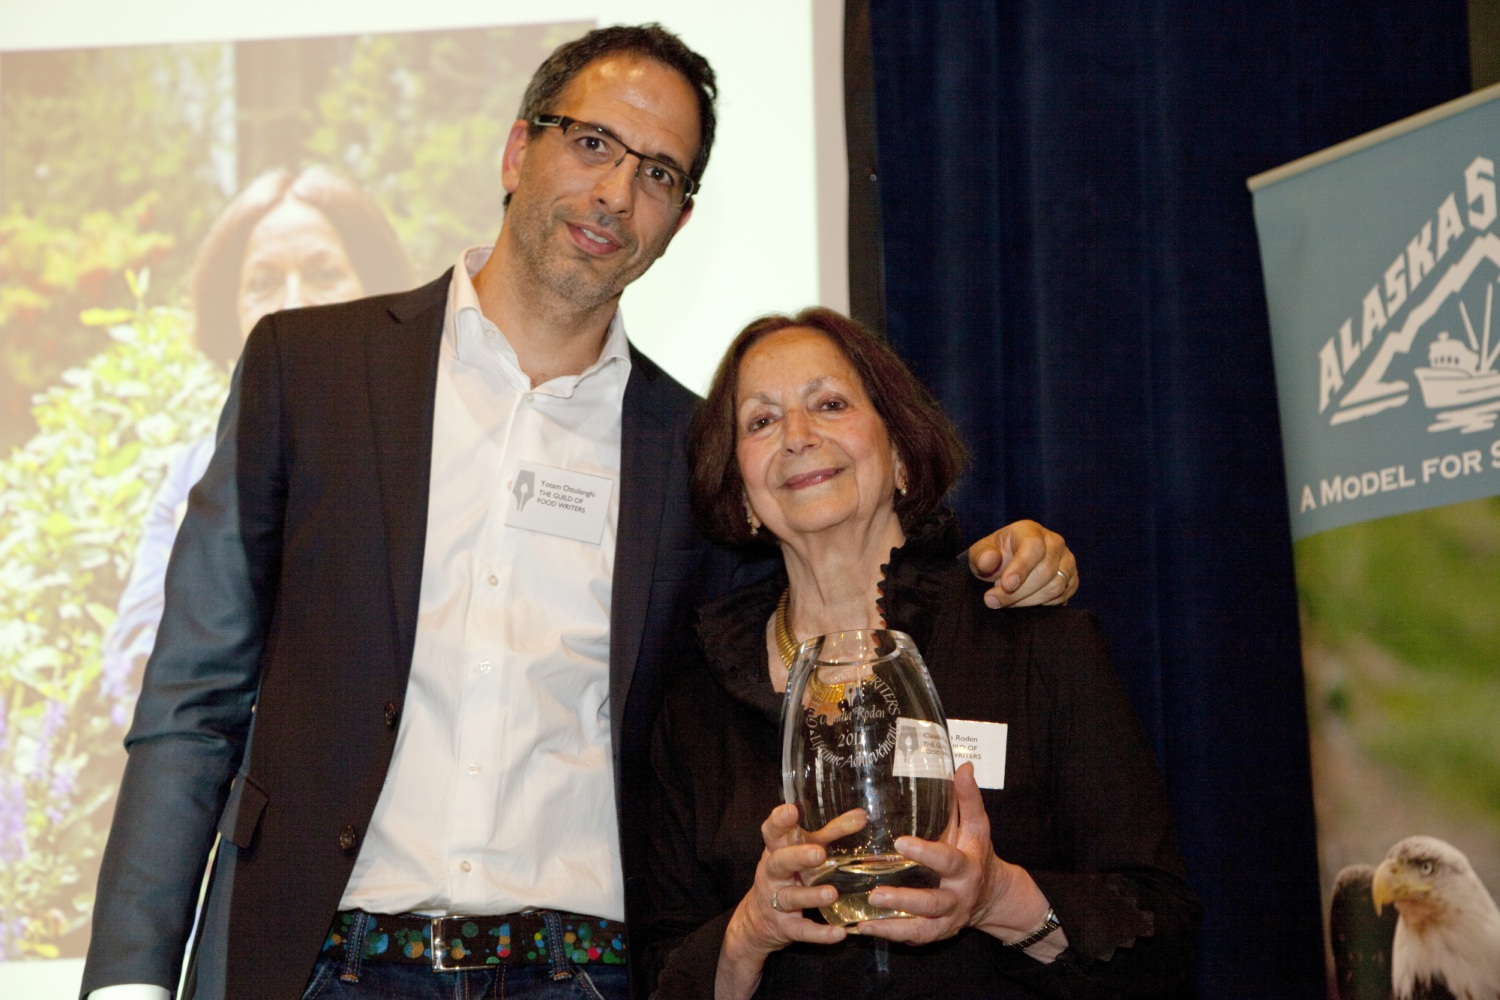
[0,1,845,992]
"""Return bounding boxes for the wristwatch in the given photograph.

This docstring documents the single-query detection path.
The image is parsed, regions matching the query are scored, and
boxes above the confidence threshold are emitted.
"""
[1004,907,1061,950]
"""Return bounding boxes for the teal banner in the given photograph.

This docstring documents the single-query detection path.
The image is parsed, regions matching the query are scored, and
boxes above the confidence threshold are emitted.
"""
[1251,86,1500,1000]
[1252,86,1500,541]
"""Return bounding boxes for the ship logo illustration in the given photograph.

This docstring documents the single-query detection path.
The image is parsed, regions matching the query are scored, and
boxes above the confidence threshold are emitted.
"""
[1327,231,1500,435]
[1415,299,1500,432]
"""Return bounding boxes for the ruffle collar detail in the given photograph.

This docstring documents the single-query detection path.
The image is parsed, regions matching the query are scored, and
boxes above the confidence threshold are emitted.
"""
[695,511,966,724]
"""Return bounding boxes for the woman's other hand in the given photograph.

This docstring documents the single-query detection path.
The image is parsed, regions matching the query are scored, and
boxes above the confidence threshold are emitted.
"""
[857,764,1068,962]
[716,805,864,999]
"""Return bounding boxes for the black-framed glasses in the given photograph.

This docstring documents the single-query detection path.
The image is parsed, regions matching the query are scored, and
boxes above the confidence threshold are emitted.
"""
[532,114,698,208]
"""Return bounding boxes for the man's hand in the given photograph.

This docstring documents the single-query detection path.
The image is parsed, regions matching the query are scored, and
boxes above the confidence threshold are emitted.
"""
[967,520,1077,608]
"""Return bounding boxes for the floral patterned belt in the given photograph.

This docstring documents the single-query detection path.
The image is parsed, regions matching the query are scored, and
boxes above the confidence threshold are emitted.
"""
[321,908,628,972]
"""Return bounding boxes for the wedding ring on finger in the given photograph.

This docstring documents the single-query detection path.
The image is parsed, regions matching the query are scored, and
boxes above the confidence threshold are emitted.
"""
[770,890,785,913]
[1055,569,1068,586]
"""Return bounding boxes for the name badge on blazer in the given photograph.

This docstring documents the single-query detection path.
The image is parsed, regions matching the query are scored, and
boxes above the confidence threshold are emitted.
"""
[947,719,1008,789]
[503,461,614,545]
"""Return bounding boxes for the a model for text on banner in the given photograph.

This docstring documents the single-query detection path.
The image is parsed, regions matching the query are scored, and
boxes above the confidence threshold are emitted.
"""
[1250,83,1500,1000]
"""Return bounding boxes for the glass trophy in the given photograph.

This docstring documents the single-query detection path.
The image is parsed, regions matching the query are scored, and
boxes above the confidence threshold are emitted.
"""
[780,628,955,925]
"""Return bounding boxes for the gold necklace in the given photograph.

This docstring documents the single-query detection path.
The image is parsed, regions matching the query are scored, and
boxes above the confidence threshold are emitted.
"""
[776,588,846,705]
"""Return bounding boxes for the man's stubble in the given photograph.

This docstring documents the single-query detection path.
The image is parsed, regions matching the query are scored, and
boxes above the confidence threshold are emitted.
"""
[503,187,676,318]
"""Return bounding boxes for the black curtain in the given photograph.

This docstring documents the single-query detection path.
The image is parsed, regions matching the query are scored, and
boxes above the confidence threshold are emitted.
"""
[863,3,1471,997]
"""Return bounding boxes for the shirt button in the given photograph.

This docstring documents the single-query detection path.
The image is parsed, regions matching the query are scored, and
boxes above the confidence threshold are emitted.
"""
[384,701,399,728]
[468,763,481,776]
[487,574,499,587]
[478,661,492,675]
[460,860,473,873]
[339,824,358,852]
[523,392,535,404]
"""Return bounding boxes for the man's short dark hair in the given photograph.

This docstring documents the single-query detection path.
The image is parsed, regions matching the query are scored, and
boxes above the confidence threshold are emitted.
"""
[690,307,970,548]
[518,23,718,184]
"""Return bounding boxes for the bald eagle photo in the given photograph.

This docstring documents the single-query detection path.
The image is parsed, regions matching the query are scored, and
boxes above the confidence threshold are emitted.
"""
[1331,835,1500,1000]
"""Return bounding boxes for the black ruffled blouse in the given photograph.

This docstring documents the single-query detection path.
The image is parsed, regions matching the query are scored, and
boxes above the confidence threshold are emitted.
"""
[642,514,1200,999]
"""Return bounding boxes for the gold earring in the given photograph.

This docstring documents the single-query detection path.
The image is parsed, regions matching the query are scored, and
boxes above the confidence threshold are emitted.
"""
[746,503,762,533]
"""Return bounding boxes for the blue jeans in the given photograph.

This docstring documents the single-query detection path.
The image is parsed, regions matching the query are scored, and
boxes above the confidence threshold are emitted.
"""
[300,912,630,1000]
[299,959,630,999]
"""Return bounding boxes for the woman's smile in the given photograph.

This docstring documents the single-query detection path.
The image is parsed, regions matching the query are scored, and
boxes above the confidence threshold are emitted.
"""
[781,467,843,490]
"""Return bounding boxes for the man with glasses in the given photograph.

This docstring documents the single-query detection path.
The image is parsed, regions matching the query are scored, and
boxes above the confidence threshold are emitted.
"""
[82,24,1077,1000]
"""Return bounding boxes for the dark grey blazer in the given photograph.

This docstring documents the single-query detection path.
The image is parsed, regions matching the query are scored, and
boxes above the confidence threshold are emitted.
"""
[82,272,751,999]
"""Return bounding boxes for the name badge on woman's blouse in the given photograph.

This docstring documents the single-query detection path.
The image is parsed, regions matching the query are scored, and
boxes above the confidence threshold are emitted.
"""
[503,461,614,544]
[946,719,1008,789]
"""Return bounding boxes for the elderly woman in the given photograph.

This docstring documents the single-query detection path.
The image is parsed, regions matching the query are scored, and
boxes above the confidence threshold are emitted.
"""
[643,308,1199,999]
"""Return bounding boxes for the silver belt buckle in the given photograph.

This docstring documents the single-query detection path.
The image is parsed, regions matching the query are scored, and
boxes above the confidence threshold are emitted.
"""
[430,915,488,972]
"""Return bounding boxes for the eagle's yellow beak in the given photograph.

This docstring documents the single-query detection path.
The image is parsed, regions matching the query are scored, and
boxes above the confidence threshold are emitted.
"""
[1372,858,1430,915]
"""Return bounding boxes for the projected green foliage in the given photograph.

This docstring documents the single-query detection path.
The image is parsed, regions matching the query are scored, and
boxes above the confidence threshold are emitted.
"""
[0,45,224,445]
[304,32,514,276]
[0,22,585,960]
[0,201,177,451]
[0,281,225,958]
[1,23,578,447]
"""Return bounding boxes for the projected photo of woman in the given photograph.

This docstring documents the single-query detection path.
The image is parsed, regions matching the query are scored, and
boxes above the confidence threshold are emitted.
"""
[101,166,412,714]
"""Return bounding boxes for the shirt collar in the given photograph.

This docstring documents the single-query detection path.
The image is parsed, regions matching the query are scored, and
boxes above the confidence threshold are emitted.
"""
[446,245,630,392]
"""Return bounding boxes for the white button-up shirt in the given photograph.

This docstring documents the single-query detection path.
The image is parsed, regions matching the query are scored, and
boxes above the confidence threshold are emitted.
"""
[339,246,630,920]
